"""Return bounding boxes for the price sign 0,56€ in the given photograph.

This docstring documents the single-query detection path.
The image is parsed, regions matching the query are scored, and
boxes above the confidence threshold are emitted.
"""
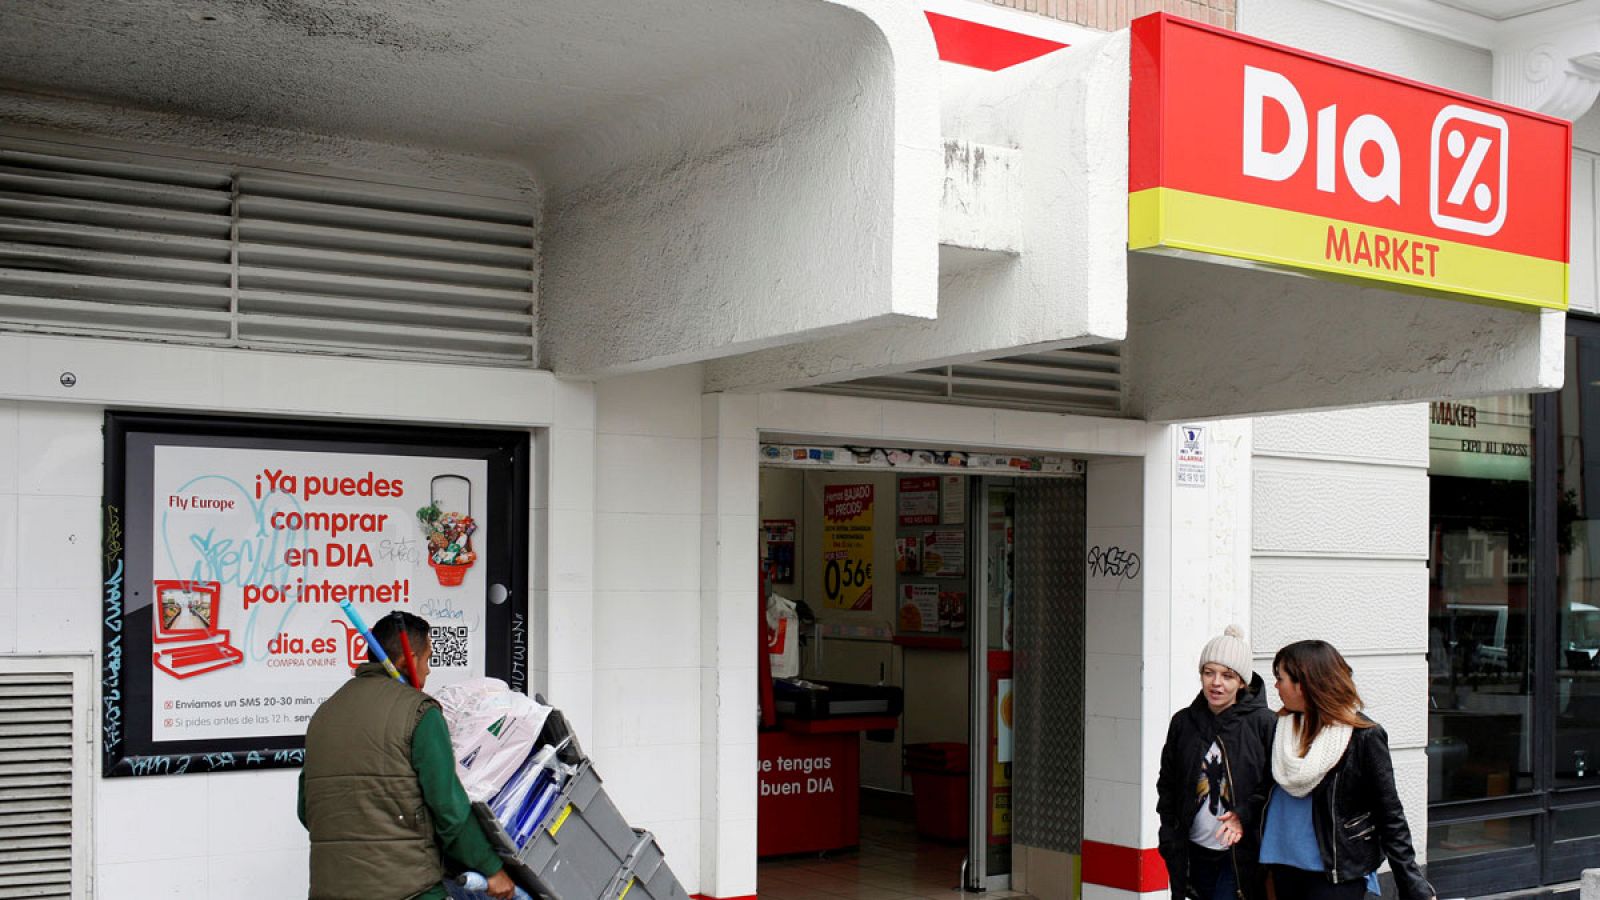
[821,484,875,611]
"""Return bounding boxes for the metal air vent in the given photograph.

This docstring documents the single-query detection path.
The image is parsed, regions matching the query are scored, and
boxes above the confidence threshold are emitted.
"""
[0,136,537,364]
[0,660,87,900]
[806,345,1125,416]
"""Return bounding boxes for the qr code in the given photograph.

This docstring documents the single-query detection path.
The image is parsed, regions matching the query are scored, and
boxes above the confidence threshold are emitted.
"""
[429,626,470,668]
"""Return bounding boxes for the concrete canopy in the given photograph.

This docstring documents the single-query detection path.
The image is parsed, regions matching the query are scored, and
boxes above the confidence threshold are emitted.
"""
[0,0,941,374]
[1123,254,1564,421]
[705,30,1133,394]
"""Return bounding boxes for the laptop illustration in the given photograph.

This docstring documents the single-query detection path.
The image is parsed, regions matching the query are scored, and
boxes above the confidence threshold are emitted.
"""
[152,580,244,679]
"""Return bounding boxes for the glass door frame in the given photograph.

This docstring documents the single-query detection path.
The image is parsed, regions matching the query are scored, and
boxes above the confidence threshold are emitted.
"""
[968,478,1015,893]
[1542,317,1600,880]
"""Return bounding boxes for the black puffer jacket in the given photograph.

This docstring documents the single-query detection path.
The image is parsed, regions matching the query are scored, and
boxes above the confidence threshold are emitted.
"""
[1270,716,1434,900]
[1156,673,1277,900]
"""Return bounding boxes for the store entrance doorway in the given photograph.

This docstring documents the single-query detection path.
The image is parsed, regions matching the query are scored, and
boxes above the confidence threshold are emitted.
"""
[755,459,1086,898]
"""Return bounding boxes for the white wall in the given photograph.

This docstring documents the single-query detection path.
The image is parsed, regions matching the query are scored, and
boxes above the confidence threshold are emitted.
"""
[1573,150,1598,317]
[588,368,708,892]
[1249,405,1433,860]
[1079,419,1252,900]
[700,390,760,898]
[0,401,318,899]
[0,334,558,900]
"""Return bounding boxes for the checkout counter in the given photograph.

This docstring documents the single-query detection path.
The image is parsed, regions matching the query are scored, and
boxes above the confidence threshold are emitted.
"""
[757,679,904,857]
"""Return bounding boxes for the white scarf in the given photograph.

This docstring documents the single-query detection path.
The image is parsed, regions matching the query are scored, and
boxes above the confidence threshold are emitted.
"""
[1272,714,1352,797]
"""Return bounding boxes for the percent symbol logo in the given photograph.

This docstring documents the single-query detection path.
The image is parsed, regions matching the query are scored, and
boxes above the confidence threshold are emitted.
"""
[1430,104,1509,236]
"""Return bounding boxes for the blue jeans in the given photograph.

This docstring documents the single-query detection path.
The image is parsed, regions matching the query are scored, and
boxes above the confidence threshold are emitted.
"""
[1188,843,1239,900]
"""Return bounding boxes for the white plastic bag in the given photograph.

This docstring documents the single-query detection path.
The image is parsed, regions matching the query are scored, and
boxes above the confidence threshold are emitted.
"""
[434,677,554,802]
[766,593,800,679]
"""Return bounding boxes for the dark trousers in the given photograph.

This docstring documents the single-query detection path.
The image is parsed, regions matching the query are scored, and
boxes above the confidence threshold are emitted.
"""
[1188,844,1239,900]
[1266,865,1367,900]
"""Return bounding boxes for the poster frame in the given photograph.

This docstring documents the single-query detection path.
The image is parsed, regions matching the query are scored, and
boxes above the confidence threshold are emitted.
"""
[100,412,530,777]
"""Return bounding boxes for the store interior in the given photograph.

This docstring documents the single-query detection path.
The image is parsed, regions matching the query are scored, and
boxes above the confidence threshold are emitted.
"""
[756,455,1087,898]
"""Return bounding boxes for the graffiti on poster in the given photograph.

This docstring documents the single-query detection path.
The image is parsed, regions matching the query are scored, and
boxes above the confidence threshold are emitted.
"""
[822,484,874,610]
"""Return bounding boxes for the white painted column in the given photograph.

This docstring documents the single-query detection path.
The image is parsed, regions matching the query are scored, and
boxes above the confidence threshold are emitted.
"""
[1083,420,1252,900]
[1082,452,1158,900]
[533,379,597,735]
[588,368,707,891]
[698,392,760,899]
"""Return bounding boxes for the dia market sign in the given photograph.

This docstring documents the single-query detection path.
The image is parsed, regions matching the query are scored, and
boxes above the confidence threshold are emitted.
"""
[1129,13,1570,311]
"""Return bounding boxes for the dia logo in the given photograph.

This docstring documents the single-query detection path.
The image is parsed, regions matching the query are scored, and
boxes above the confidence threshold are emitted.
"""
[1431,105,1508,236]
[1241,66,1511,237]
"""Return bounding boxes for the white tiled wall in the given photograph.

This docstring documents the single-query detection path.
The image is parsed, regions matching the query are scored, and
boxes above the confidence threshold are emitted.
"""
[1249,404,1432,860]
[534,378,597,738]
[0,400,311,900]
[1083,457,1149,856]
[0,403,102,659]
[699,392,759,898]
[0,356,1434,900]
[0,340,561,899]
[590,367,708,893]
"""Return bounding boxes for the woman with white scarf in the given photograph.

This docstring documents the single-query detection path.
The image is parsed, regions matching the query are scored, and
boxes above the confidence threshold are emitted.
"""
[1260,641,1434,900]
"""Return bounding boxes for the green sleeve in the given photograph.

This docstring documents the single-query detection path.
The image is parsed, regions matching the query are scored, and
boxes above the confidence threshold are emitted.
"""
[297,768,307,829]
[412,706,504,876]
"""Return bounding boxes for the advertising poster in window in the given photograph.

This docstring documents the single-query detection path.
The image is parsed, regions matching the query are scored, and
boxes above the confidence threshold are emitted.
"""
[899,583,938,633]
[897,477,940,526]
[821,484,874,610]
[760,519,797,584]
[102,414,528,777]
[923,529,967,578]
[941,475,965,525]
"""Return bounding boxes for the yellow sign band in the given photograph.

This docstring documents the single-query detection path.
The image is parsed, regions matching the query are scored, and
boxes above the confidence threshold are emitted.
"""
[1129,187,1568,311]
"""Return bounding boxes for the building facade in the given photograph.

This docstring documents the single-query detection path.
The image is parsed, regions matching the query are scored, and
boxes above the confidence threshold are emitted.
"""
[0,1,1593,898]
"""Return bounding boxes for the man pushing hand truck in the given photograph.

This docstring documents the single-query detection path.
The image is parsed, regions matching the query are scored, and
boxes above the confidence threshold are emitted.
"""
[298,610,518,900]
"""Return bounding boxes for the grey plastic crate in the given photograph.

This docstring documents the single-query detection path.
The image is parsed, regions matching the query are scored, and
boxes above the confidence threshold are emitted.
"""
[611,832,687,900]
[473,761,686,900]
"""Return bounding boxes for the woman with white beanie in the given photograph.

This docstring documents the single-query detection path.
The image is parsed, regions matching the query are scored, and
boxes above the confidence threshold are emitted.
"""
[1157,625,1277,900]
[1260,640,1434,900]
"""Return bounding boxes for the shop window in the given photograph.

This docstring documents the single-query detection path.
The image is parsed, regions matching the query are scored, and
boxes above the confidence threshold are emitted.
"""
[1427,395,1534,805]
[1430,329,1600,893]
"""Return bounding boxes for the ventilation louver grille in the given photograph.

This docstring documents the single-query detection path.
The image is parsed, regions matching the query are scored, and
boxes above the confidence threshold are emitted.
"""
[0,137,537,364]
[806,345,1125,416]
[0,670,74,899]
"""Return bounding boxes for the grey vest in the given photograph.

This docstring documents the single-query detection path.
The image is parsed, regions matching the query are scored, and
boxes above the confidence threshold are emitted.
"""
[303,663,442,900]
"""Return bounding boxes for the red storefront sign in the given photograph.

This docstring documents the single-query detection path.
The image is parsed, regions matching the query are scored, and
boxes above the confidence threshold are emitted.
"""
[1129,13,1570,310]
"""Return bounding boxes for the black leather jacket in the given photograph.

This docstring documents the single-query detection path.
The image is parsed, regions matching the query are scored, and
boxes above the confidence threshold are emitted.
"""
[1267,716,1434,900]
[1156,674,1278,900]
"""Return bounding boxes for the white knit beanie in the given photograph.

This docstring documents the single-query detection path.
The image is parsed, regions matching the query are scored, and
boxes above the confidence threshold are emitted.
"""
[1199,624,1253,681]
